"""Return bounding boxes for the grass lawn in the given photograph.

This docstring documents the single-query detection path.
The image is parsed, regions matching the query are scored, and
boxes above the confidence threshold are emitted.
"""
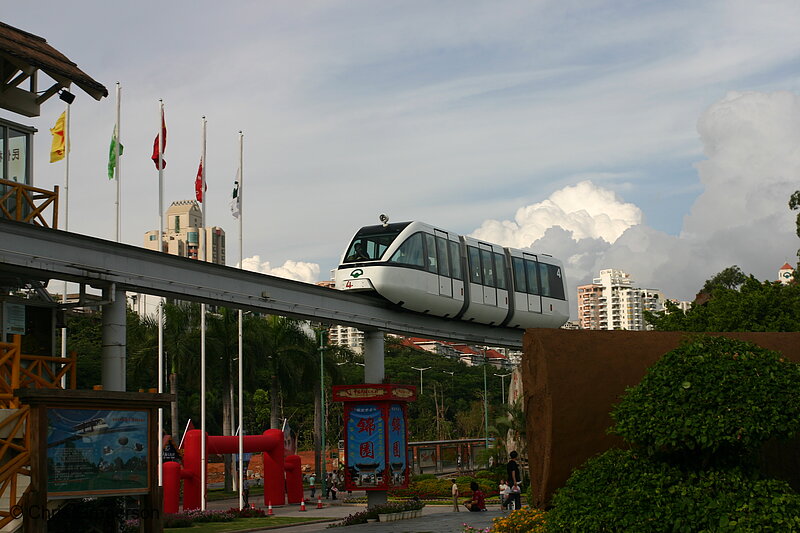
[206,486,264,501]
[165,516,328,533]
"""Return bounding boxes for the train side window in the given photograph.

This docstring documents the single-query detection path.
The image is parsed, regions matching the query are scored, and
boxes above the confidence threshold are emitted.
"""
[389,232,425,267]
[494,252,507,290]
[449,241,462,280]
[541,263,565,300]
[480,249,495,287]
[538,263,551,296]
[512,257,527,293]
[424,233,438,273]
[525,259,540,295]
[436,236,450,277]
[468,246,482,284]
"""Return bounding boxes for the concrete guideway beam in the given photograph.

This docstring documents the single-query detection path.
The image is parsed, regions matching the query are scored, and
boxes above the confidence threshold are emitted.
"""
[0,220,523,348]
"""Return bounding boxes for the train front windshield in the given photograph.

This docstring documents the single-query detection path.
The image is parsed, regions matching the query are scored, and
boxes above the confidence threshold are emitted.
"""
[343,222,411,263]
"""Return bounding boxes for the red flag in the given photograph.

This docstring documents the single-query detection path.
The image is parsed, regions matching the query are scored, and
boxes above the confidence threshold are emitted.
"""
[151,108,167,169]
[195,157,206,202]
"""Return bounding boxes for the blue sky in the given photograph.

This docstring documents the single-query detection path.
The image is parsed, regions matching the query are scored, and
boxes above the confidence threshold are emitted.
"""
[3,1,800,308]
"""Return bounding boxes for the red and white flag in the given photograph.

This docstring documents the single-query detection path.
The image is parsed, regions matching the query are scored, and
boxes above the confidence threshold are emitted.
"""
[151,107,167,169]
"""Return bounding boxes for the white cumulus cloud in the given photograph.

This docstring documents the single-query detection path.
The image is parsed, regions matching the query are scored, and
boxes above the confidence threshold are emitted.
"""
[472,180,642,248]
[241,256,320,284]
[471,91,799,309]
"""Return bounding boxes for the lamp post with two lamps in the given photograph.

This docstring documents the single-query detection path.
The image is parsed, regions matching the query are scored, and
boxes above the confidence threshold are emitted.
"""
[493,372,513,404]
[411,366,431,394]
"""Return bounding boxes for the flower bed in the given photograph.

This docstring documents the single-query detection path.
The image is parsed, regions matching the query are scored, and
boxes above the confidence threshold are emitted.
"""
[491,506,547,533]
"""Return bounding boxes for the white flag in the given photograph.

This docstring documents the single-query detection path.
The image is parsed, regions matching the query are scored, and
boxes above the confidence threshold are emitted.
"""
[230,170,240,219]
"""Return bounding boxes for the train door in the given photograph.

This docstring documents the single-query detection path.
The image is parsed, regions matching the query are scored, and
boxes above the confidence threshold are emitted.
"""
[434,230,453,298]
[467,246,483,306]
[449,239,464,303]
[479,244,497,306]
[524,253,543,313]
[423,233,439,295]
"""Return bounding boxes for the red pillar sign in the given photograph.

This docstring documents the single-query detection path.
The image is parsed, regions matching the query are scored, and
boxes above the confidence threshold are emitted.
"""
[332,384,416,491]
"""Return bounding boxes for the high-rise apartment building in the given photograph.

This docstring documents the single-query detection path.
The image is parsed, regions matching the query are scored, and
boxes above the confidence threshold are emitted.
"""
[577,269,664,330]
[144,200,226,265]
[327,324,365,354]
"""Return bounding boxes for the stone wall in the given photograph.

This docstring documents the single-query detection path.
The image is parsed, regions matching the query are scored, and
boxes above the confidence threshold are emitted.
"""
[522,329,800,507]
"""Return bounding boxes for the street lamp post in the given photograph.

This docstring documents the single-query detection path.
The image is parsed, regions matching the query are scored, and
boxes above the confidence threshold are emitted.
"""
[411,366,431,394]
[494,372,513,405]
[482,351,489,453]
[319,330,327,500]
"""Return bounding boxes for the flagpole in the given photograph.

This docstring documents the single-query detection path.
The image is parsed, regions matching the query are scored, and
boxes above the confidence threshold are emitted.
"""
[114,82,122,243]
[157,99,165,489]
[60,102,70,388]
[158,100,164,253]
[200,116,208,510]
[237,130,244,510]
[158,300,164,487]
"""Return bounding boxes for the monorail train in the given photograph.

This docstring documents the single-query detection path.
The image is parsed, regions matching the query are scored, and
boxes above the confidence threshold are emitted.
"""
[334,220,569,329]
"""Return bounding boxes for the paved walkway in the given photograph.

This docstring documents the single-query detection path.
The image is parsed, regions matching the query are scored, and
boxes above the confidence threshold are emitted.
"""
[207,493,507,532]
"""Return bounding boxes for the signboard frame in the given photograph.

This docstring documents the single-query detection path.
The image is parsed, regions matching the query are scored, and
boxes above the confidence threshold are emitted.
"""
[16,388,173,533]
[333,384,416,492]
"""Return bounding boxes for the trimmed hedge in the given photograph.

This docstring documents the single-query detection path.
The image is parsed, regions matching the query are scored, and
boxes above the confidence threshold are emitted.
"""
[548,336,800,531]
[548,449,800,532]
[611,336,800,457]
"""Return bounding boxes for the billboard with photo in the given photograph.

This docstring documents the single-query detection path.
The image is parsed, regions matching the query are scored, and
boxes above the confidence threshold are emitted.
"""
[47,408,149,498]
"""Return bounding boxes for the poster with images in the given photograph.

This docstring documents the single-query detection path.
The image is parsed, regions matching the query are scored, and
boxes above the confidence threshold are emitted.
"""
[47,408,149,497]
[346,404,385,488]
[387,403,407,486]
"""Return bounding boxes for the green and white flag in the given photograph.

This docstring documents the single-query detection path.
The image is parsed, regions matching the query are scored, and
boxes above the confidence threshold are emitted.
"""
[108,126,124,180]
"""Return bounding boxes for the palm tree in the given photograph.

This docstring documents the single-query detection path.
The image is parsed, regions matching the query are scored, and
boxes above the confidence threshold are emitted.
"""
[162,301,201,439]
[206,306,240,491]
[489,399,527,462]
[301,327,352,484]
[248,315,309,429]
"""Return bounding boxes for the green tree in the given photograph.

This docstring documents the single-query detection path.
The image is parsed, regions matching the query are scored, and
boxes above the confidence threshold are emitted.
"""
[700,265,747,294]
[646,272,800,332]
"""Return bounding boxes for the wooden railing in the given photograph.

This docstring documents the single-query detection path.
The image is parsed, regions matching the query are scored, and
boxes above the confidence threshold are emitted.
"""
[0,336,76,528]
[0,177,59,228]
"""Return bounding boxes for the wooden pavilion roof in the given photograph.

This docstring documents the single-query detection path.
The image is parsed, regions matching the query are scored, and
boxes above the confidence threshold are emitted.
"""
[0,21,107,116]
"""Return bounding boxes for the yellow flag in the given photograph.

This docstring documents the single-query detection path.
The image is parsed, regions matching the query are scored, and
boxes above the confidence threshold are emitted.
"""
[50,111,67,163]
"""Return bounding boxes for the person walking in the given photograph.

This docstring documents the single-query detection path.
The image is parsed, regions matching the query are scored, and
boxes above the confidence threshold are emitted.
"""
[451,479,460,512]
[309,473,316,499]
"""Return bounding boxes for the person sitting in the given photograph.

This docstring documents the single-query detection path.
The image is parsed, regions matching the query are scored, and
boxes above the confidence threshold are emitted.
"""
[463,481,487,512]
[346,242,370,262]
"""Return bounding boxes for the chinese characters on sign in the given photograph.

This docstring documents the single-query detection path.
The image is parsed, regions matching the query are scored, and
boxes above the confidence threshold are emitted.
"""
[346,404,385,487]
[387,404,408,486]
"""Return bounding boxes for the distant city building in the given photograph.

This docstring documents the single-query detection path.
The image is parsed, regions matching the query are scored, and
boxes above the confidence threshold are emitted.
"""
[578,269,664,331]
[144,200,226,265]
[135,200,226,316]
[315,281,366,354]
[778,262,795,285]
[328,324,365,354]
[665,299,692,313]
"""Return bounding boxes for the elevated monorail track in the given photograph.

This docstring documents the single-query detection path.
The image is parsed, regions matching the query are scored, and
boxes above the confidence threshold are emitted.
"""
[0,219,523,348]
